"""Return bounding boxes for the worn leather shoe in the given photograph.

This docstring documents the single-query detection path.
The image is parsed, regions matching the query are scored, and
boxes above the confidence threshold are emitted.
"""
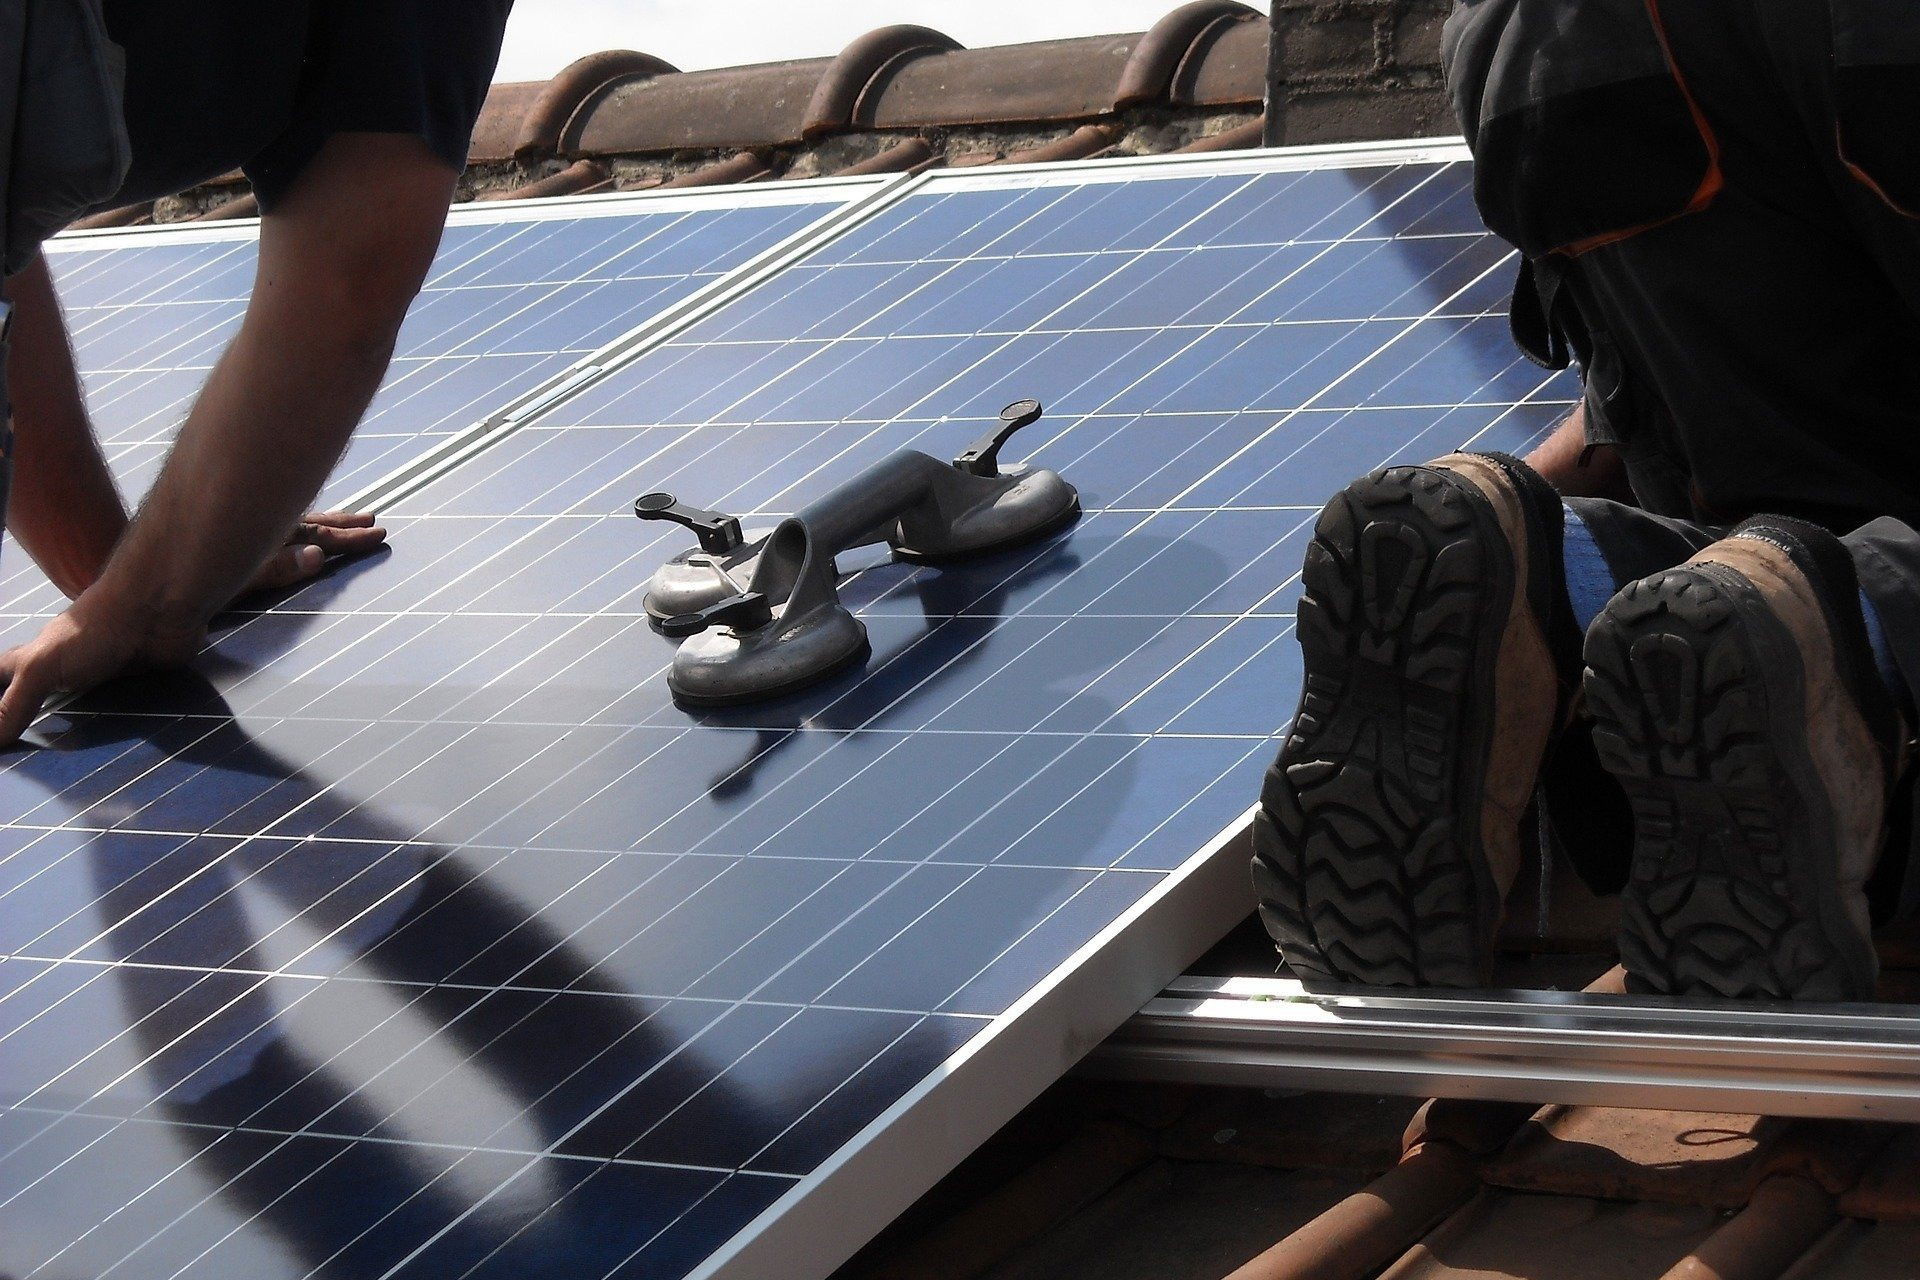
[1253,453,1574,986]
[1584,518,1905,1001]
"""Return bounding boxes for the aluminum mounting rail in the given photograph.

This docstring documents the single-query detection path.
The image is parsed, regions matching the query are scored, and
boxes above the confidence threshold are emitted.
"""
[1083,974,1920,1121]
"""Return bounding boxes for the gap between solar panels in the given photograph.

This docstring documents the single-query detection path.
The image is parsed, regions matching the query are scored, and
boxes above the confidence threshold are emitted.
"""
[336,177,912,513]
[47,179,887,516]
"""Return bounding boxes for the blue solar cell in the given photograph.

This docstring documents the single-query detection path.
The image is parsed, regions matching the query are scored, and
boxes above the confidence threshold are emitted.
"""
[0,1107,792,1279]
[0,154,1578,1279]
[50,202,817,483]
[0,198,835,623]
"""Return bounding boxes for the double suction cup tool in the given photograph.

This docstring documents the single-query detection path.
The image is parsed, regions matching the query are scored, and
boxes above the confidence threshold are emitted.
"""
[635,399,1079,707]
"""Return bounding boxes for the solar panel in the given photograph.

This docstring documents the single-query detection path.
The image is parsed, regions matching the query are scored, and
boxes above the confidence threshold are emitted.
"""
[0,182,874,629]
[0,144,1577,1280]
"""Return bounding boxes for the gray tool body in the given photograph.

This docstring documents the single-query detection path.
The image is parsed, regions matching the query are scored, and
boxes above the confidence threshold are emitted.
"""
[637,400,1079,706]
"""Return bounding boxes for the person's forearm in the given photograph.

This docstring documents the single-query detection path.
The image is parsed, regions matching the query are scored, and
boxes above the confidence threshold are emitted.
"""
[0,137,445,743]
[78,136,453,647]
[1523,401,1633,501]
[4,254,128,596]
[86,302,395,642]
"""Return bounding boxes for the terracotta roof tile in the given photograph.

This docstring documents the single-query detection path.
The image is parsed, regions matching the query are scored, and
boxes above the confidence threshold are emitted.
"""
[1760,1123,1902,1201]
[468,78,549,163]
[1483,1108,1786,1210]
[826,136,938,178]
[518,50,678,158]
[1104,0,1262,108]
[805,25,963,138]
[1377,1192,1721,1280]
[561,56,830,155]
[102,7,1463,237]
[984,1163,1365,1280]
[1223,1142,1481,1280]
[1665,1175,1838,1280]
[658,150,777,188]
[486,158,612,201]
[69,202,152,230]
[193,191,259,222]
[1401,1098,1541,1161]
[1170,116,1268,154]
[1839,1127,1920,1220]
[1159,1089,1424,1173]
[1173,8,1270,106]
[948,122,1124,168]
[866,34,1143,129]
[1788,1219,1920,1278]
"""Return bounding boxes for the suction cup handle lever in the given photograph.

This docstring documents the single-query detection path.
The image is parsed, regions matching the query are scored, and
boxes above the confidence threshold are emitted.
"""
[658,591,773,639]
[954,399,1044,477]
[634,491,743,555]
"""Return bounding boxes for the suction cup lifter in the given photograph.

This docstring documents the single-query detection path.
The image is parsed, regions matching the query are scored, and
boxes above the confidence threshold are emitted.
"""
[635,399,1080,707]
[632,492,742,555]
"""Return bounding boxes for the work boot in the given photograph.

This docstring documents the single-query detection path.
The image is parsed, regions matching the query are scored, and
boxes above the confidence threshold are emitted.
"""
[1253,453,1576,986]
[1583,518,1906,1001]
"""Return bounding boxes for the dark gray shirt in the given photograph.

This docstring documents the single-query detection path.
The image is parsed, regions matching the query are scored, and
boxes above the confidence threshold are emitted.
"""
[100,0,513,211]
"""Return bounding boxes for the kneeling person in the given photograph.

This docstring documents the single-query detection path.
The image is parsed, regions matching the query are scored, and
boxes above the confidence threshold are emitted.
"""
[1253,0,1920,1001]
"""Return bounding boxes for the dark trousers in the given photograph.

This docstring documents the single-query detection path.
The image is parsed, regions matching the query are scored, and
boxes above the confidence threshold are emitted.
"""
[1508,0,1920,740]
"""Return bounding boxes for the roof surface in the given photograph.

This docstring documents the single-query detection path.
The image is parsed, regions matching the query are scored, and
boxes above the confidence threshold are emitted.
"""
[836,944,1920,1280]
[74,0,1453,226]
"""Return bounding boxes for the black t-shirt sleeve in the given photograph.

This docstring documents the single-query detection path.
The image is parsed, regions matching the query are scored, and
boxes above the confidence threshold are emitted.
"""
[101,0,311,208]
[246,0,515,206]
[102,0,514,211]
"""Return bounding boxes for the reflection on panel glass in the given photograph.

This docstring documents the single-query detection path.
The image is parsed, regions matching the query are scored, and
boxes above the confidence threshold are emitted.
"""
[2,201,830,623]
[0,159,1575,1278]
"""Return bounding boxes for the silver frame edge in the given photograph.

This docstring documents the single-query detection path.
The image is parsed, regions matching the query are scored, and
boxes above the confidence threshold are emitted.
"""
[694,812,1258,1280]
[1086,976,1920,1121]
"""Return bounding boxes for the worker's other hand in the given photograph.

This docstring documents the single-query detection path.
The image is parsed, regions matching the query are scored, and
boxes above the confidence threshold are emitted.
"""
[0,593,202,746]
[241,511,388,596]
[0,512,389,745]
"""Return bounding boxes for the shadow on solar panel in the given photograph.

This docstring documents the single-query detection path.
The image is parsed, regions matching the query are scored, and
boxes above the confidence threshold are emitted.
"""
[0,145,1578,1280]
[19,675,786,1274]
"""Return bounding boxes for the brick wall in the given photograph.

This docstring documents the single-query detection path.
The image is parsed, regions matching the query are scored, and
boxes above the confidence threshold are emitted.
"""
[1265,0,1455,147]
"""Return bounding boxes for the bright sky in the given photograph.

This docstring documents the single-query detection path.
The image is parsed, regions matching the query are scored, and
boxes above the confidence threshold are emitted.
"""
[496,0,1270,81]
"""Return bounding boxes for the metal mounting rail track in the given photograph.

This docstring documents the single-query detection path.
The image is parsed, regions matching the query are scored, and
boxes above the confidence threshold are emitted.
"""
[1082,975,1920,1121]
